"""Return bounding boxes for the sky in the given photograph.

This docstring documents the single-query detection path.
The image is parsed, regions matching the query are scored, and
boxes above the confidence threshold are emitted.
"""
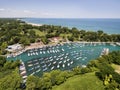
[0,0,120,18]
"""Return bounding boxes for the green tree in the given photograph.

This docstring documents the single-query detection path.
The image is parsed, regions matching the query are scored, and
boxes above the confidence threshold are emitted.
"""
[0,68,22,90]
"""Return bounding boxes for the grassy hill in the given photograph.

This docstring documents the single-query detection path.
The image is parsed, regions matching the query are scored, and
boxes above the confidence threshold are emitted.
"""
[52,72,105,90]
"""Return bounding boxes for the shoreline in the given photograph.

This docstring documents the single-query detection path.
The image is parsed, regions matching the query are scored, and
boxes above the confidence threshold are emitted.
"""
[27,22,43,26]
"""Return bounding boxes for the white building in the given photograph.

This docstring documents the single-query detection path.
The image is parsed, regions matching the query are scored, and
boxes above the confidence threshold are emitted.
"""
[6,43,23,52]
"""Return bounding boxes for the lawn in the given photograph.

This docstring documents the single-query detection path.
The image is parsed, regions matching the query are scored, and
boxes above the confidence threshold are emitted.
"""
[52,72,105,90]
[111,64,120,74]
[60,33,72,37]
[33,29,46,36]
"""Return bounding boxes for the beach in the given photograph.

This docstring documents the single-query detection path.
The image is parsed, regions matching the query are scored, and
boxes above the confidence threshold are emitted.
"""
[27,22,43,26]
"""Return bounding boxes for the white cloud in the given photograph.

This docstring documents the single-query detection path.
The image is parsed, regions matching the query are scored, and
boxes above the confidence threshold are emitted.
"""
[0,8,58,18]
[42,12,56,16]
[0,8,5,11]
[23,10,36,14]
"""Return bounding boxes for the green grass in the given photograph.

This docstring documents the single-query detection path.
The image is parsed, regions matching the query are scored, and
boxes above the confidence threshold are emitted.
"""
[52,72,105,90]
[60,33,72,37]
[33,29,46,36]
[111,64,120,74]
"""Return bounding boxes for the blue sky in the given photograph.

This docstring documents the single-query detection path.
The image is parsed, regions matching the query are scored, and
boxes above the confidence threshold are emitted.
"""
[0,0,120,18]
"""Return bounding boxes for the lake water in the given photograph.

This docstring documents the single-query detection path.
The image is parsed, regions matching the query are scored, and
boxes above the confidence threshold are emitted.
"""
[7,42,120,76]
[21,18,120,34]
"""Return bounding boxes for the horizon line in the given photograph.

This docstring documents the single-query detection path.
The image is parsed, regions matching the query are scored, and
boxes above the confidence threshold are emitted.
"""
[0,17,120,19]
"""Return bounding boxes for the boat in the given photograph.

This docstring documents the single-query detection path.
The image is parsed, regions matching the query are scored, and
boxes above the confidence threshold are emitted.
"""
[62,64,65,67]
[57,64,60,68]
[51,66,54,70]
[28,64,33,67]
[48,63,51,66]
[67,63,70,66]
[70,61,73,64]
[59,61,62,64]
[36,69,41,73]
[30,72,35,75]
[64,60,66,63]
[43,67,47,71]
[28,53,30,56]
[53,61,56,64]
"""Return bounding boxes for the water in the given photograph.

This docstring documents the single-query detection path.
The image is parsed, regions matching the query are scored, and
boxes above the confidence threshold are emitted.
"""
[7,42,120,76]
[21,18,120,34]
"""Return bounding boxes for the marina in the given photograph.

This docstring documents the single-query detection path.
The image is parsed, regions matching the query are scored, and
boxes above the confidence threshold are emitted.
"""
[7,42,120,76]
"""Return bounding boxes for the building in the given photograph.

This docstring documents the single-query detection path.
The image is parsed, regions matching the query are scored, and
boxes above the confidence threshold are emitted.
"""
[6,43,23,52]
[49,37,63,43]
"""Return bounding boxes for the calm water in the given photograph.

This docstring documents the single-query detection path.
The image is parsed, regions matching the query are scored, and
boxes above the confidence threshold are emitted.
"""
[21,18,120,34]
[7,43,120,76]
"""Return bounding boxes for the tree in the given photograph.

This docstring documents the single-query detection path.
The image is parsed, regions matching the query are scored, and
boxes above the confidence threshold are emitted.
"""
[41,37,49,44]
[26,75,39,90]
[72,66,81,75]
[0,56,6,67]
[0,68,22,90]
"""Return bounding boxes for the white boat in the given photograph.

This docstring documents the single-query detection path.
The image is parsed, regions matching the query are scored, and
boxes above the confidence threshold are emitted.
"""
[40,51,42,54]
[33,52,35,55]
[31,53,33,56]
[35,65,40,69]
[28,64,33,67]
[47,51,49,53]
[31,72,35,75]
[67,59,70,61]
[59,61,62,64]
[53,61,56,64]
[62,48,64,51]
[28,68,34,71]
[36,52,38,55]
[43,51,45,54]
[51,66,54,70]
[68,63,70,66]
[48,63,51,66]
[70,61,73,64]
[57,64,60,68]
[62,64,65,67]
[65,56,67,58]
[64,60,66,63]
[28,53,30,56]
[36,69,41,73]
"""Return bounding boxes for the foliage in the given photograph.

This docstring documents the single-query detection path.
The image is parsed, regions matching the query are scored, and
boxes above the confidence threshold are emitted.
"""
[0,18,120,55]
[0,68,22,90]
[52,72,105,90]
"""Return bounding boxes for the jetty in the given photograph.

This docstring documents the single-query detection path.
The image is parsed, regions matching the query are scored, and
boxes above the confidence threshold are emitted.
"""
[19,60,27,83]
[100,48,109,57]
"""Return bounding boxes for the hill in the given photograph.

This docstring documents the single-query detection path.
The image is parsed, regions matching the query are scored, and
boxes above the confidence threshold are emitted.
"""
[52,72,105,90]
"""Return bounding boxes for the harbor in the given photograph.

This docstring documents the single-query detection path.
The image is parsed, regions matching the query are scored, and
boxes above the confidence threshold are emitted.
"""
[7,42,120,76]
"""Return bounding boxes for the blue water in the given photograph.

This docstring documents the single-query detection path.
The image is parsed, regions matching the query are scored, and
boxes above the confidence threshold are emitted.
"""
[21,18,120,34]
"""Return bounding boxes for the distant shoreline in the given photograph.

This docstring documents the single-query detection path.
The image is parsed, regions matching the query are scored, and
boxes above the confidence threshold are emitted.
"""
[27,22,43,26]
[21,18,120,34]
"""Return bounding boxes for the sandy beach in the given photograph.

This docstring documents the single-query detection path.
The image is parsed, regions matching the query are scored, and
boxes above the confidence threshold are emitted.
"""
[27,22,43,26]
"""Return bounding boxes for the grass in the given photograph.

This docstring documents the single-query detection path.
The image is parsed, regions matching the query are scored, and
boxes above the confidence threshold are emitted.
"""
[33,29,46,36]
[52,72,105,90]
[111,64,120,74]
[60,33,72,37]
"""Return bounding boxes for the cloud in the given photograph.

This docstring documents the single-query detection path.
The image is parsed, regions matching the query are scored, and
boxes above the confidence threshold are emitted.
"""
[42,12,56,16]
[0,8,5,11]
[0,8,57,18]
[23,10,36,14]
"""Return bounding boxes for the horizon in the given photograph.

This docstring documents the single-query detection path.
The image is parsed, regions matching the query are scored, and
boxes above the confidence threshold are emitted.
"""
[0,17,120,19]
[0,0,120,18]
